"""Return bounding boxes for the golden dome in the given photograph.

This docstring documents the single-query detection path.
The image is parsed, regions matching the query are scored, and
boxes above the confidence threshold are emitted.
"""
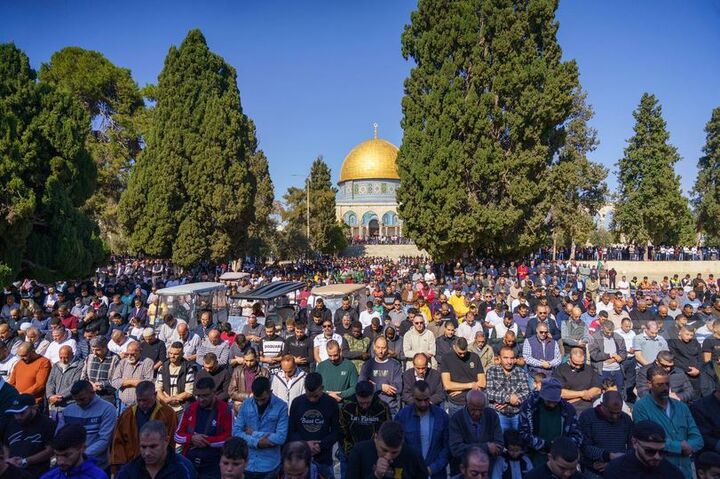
[339,131,399,183]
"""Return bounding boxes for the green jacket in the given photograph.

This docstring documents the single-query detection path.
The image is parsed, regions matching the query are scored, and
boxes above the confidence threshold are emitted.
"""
[316,358,359,400]
[633,395,704,479]
[344,334,370,372]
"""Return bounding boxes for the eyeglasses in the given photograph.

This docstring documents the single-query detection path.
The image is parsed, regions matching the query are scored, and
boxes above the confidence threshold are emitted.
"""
[322,325,333,329]
[538,331,549,335]
[413,321,424,325]
[640,445,666,457]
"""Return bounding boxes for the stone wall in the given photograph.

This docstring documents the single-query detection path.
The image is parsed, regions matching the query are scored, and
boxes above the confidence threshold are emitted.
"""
[341,244,428,259]
[603,261,720,281]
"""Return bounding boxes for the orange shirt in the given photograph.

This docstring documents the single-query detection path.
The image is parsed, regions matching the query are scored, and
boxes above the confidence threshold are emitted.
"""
[9,355,51,403]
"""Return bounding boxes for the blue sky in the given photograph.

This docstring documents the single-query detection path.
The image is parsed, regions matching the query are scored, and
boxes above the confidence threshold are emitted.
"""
[2,0,719,200]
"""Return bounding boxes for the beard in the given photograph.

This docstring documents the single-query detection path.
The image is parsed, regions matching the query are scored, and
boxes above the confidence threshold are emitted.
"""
[127,355,138,365]
[58,362,69,371]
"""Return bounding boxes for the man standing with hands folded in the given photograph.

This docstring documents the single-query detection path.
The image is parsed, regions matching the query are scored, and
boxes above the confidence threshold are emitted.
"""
[440,337,485,417]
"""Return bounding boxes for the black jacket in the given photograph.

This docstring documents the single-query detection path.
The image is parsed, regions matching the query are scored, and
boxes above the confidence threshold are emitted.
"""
[194,364,231,401]
[339,394,390,454]
[116,447,197,479]
[435,335,455,366]
[691,391,720,453]
[448,407,503,461]
[333,306,358,326]
[401,367,445,406]
[284,334,314,372]
[603,450,684,479]
[699,360,720,397]
[347,439,427,479]
[635,363,695,401]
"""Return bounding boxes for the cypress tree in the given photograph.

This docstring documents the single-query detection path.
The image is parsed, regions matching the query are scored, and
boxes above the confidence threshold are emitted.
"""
[693,107,720,246]
[397,0,579,260]
[613,93,694,247]
[0,43,105,282]
[118,29,254,266]
[308,157,335,253]
[245,119,276,259]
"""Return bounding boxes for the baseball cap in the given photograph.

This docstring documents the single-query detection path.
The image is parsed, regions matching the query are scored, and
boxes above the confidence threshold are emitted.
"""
[539,378,562,402]
[632,420,666,442]
[6,394,36,414]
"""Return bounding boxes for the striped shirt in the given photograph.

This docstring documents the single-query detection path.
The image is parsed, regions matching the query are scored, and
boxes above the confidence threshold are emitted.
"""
[155,362,195,413]
[110,357,155,406]
[577,405,632,471]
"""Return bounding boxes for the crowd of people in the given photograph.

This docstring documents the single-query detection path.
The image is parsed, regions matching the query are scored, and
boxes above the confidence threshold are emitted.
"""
[1,256,720,478]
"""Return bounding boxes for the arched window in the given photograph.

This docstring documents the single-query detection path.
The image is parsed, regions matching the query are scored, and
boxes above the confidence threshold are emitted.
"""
[382,211,397,226]
[344,212,357,226]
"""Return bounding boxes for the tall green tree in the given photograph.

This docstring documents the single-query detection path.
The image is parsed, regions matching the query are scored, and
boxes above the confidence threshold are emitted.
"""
[693,107,720,246]
[245,119,276,259]
[38,47,144,252]
[118,29,254,267]
[281,157,346,257]
[0,43,105,281]
[307,157,346,255]
[545,88,608,257]
[397,0,579,260]
[613,93,695,247]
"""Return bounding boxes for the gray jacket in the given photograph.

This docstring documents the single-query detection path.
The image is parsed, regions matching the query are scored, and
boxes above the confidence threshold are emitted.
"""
[46,360,83,410]
[588,330,628,375]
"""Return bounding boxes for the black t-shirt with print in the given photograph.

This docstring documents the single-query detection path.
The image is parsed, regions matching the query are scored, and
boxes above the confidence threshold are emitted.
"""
[439,351,484,405]
[702,337,720,362]
[0,412,56,476]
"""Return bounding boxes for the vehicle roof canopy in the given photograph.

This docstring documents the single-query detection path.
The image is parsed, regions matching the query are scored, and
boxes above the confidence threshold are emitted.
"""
[220,272,250,281]
[311,284,367,297]
[156,282,226,296]
[232,281,304,301]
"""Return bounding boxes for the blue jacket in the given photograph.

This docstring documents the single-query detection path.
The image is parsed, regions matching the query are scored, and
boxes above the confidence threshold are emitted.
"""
[233,393,288,473]
[40,458,108,479]
[395,404,449,479]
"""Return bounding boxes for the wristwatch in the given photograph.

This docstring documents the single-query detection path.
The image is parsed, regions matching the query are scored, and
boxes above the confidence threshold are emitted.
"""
[20,458,27,468]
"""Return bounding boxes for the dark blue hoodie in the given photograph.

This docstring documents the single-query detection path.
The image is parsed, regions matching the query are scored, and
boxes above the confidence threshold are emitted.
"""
[39,457,108,479]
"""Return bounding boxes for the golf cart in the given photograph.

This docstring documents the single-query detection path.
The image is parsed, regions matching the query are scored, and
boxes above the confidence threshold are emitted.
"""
[154,282,228,329]
[311,283,367,317]
[227,281,305,332]
[219,271,250,287]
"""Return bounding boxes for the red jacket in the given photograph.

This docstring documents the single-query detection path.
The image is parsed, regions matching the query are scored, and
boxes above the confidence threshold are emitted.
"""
[174,399,232,455]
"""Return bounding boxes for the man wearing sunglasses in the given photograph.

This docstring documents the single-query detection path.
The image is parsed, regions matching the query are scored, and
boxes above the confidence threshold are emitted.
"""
[632,365,703,479]
[603,419,684,478]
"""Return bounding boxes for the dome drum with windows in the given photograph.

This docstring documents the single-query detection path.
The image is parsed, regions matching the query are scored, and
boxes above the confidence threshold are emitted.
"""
[335,124,403,240]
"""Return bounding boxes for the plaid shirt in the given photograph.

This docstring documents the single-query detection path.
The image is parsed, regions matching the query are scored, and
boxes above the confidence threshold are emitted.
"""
[484,364,531,416]
[81,351,120,397]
